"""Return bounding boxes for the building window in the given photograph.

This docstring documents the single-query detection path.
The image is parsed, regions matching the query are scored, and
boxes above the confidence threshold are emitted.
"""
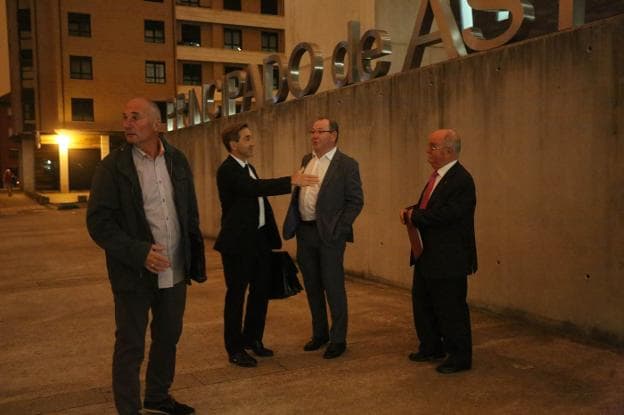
[145,0,164,2]
[261,32,278,52]
[224,28,242,50]
[145,20,165,43]
[261,0,278,15]
[177,0,199,6]
[17,9,31,38]
[182,63,202,85]
[145,61,166,83]
[223,0,241,11]
[22,88,35,122]
[70,56,93,79]
[180,24,201,46]
[71,98,94,121]
[68,13,91,37]
[20,49,33,80]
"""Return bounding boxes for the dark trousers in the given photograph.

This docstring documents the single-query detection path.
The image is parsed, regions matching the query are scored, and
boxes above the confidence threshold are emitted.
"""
[112,280,187,415]
[412,269,472,365]
[296,223,348,344]
[221,227,272,355]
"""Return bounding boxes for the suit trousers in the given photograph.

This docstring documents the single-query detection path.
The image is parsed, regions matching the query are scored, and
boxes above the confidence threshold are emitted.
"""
[221,226,272,355]
[296,223,348,343]
[412,269,472,365]
[112,280,187,415]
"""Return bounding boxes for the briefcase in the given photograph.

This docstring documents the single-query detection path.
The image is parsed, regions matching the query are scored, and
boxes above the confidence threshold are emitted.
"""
[269,251,303,299]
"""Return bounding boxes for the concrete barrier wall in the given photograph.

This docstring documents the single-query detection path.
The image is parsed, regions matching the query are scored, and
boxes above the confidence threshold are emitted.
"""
[169,15,624,344]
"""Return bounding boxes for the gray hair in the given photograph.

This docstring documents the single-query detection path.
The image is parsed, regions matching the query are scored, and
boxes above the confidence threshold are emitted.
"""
[443,129,461,155]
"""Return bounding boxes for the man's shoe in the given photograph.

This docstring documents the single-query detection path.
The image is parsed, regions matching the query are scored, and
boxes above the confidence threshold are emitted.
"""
[436,359,471,374]
[228,350,258,367]
[323,342,346,359]
[303,337,329,351]
[408,351,446,362]
[245,340,274,357]
[143,396,195,414]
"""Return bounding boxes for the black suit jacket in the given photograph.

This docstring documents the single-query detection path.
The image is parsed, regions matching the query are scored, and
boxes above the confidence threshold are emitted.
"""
[214,155,292,255]
[409,161,478,278]
[283,149,364,244]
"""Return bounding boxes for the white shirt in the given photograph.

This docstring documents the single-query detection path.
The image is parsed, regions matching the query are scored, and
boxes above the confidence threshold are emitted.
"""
[431,159,458,192]
[231,155,266,228]
[298,147,337,221]
[132,144,184,289]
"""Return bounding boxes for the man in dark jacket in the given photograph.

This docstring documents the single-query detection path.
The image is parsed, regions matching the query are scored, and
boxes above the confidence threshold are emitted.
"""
[87,97,206,415]
[401,128,477,375]
[214,123,317,368]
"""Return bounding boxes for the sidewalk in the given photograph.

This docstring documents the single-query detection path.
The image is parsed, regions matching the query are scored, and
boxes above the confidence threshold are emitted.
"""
[0,195,622,414]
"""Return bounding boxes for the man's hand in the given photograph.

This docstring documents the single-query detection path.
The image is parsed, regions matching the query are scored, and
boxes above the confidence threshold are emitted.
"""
[144,243,171,273]
[291,168,319,187]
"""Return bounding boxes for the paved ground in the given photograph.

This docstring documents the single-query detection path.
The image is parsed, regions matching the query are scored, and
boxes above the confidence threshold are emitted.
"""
[1,192,623,415]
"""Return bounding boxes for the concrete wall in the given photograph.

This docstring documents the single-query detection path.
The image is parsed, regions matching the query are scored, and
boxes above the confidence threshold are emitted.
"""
[169,15,624,343]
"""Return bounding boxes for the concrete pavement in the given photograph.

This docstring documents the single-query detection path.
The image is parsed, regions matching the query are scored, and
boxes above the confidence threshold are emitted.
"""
[0,192,623,414]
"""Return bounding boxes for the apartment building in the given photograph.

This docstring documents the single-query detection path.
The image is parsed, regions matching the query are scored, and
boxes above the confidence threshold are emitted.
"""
[6,0,284,192]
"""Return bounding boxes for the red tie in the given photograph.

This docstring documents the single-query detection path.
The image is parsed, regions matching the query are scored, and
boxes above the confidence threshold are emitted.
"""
[419,170,439,209]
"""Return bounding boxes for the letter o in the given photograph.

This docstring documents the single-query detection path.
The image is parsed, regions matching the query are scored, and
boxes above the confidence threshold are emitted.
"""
[287,42,324,99]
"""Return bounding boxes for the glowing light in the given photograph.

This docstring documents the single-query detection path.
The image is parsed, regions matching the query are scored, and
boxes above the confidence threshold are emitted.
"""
[56,134,70,150]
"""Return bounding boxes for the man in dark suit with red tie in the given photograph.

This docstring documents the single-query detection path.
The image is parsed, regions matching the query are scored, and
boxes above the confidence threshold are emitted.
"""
[214,123,318,368]
[400,128,477,374]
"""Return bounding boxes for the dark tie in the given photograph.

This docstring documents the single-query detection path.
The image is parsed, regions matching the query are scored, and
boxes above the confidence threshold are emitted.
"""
[419,170,439,209]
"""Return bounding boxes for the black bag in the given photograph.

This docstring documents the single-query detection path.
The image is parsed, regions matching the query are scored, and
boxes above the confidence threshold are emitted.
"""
[269,251,303,299]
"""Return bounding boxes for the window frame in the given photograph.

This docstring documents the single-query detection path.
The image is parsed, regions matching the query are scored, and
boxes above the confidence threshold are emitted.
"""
[71,98,94,122]
[261,31,278,52]
[68,12,91,37]
[223,28,242,50]
[145,61,166,84]
[69,55,93,80]
[182,63,202,85]
[144,19,165,43]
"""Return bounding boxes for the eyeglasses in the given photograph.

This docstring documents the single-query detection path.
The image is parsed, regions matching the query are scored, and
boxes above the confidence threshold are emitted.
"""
[428,143,447,151]
[309,129,334,135]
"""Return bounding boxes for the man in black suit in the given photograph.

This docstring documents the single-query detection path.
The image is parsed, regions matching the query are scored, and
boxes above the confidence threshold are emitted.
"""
[214,123,318,368]
[401,128,477,374]
[283,118,364,359]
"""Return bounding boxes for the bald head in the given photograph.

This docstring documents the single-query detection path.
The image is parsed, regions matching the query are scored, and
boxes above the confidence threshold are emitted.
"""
[125,97,162,123]
[426,128,461,170]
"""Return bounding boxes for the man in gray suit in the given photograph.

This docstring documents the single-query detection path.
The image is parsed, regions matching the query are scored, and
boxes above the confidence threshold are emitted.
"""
[283,118,364,359]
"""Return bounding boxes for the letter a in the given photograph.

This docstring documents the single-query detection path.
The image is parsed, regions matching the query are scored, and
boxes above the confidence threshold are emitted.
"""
[402,0,467,71]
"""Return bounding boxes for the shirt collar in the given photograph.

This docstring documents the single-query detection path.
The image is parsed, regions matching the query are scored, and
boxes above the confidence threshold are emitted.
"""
[313,146,338,161]
[437,159,458,178]
[230,154,248,168]
[133,140,165,159]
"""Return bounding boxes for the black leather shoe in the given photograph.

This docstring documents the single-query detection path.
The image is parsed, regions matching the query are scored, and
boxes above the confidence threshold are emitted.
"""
[303,337,329,351]
[143,396,195,414]
[436,359,471,374]
[408,351,446,362]
[245,340,274,357]
[228,350,257,367]
[323,342,346,359]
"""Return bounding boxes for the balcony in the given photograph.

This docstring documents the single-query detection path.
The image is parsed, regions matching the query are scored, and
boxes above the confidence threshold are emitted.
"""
[177,45,283,65]
[175,5,285,30]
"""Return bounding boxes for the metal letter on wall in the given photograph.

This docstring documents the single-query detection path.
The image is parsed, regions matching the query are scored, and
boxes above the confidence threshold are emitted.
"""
[263,54,289,105]
[558,0,585,30]
[403,0,467,71]
[242,64,264,112]
[186,89,202,127]
[223,70,247,117]
[175,94,186,129]
[202,81,222,122]
[358,29,392,82]
[287,42,324,99]
[462,0,535,51]
[331,21,361,88]
[166,100,176,131]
